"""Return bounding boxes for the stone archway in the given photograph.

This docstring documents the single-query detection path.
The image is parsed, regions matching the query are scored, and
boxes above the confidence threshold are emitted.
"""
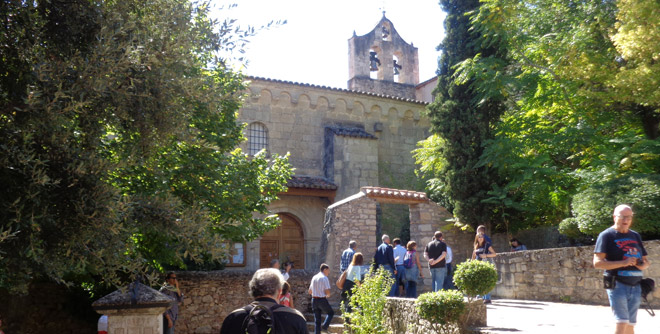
[320,186,453,295]
[260,213,305,268]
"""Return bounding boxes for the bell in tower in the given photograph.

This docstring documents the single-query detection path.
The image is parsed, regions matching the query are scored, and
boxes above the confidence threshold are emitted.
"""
[347,13,419,99]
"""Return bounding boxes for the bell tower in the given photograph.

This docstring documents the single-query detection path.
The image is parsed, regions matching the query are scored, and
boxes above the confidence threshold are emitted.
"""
[348,13,419,99]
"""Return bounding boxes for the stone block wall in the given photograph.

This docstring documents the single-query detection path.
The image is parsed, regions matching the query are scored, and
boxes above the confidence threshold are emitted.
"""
[174,270,315,334]
[321,193,379,301]
[491,240,660,307]
[384,297,486,334]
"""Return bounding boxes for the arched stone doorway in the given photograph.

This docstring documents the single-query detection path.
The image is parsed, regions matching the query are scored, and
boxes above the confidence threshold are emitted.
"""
[260,213,305,268]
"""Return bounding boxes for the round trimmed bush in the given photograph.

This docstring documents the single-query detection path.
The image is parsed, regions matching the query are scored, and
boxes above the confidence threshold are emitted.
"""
[453,260,498,298]
[416,289,466,326]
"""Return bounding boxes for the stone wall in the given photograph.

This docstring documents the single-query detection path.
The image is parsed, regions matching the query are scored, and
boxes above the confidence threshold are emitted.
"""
[491,240,660,307]
[174,270,315,334]
[384,297,486,334]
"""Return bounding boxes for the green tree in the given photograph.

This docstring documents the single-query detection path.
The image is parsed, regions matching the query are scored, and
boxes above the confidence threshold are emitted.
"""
[0,0,291,293]
[417,0,506,230]
[345,267,395,334]
[453,0,660,233]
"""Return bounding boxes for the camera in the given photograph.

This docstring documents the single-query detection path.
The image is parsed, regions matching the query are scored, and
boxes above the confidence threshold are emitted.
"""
[637,258,644,265]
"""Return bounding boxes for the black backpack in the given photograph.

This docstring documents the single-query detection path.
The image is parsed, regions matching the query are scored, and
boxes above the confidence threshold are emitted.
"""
[240,300,303,334]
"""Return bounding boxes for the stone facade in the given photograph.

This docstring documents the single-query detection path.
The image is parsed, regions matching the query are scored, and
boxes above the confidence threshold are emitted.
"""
[492,240,660,308]
[237,76,430,270]
[384,297,486,334]
[321,187,454,295]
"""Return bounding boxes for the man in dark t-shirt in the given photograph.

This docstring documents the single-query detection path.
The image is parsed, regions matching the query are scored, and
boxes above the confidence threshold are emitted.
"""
[593,204,650,334]
[424,231,447,292]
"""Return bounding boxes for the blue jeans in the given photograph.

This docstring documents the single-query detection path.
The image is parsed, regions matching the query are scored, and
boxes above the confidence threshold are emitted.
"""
[607,281,642,324]
[381,264,398,296]
[312,297,334,333]
[396,265,406,296]
[404,265,419,298]
[443,263,455,290]
[430,267,447,292]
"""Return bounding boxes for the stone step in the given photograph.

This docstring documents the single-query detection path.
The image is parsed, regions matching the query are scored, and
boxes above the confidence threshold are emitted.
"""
[306,322,345,334]
[304,313,344,324]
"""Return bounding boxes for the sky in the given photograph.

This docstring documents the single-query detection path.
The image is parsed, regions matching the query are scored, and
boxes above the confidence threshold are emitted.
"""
[212,0,446,89]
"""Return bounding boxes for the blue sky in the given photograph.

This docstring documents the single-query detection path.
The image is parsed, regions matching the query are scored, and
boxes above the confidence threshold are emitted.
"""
[212,0,446,88]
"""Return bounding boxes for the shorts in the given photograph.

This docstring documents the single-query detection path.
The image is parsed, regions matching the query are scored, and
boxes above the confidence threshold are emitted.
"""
[606,281,641,325]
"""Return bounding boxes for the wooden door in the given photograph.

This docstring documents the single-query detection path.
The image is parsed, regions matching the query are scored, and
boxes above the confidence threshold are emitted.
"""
[260,213,305,268]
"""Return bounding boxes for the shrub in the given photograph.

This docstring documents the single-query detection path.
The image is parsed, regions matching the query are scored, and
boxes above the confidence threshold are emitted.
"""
[564,174,660,238]
[416,289,466,331]
[453,260,498,301]
[345,266,395,334]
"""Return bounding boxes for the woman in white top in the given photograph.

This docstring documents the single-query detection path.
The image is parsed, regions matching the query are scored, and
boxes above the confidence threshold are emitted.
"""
[341,252,364,313]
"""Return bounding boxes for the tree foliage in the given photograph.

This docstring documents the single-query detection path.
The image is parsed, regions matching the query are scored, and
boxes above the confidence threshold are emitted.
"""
[345,267,394,334]
[416,0,506,230]
[424,0,660,235]
[0,0,291,293]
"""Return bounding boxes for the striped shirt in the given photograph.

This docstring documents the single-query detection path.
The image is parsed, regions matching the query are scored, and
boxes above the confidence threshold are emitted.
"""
[309,271,330,298]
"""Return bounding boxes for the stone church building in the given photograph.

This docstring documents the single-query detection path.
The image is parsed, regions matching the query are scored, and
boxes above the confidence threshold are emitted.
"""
[230,14,438,271]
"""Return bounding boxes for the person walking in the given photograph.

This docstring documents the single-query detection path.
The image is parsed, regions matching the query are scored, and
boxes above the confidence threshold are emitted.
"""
[373,234,397,296]
[392,238,407,296]
[594,204,650,334]
[340,240,357,273]
[472,232,497,304]
[424,231,447,292]
[309,264,334,334]
[404,241,424,298]
[341,252,364,314]
[160,272,184,334]
[221,268,307,334]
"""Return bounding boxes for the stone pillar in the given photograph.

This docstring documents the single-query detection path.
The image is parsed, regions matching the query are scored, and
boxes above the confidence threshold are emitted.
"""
[321,192,379,301]
[409,202,453,291]
[92,282,173,334]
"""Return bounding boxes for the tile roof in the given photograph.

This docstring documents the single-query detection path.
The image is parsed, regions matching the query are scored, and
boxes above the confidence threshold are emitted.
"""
[287,175,338,190]
[246,76,429,105]
[361,186,428,202]
[326,126,377,139]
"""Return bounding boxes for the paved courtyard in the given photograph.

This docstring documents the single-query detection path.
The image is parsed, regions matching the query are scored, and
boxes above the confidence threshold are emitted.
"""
[476,299,659,334]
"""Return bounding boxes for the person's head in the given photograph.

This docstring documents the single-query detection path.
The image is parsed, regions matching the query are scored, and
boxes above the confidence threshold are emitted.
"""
[474,233,486,248]
[510,238,521,247]
[281,281,291,295]
[613,204,634,232]
[349,240,357,249]
[249,268,284,298]
[320,263,330,275]
[477,225,487,234]
[434,231,443,240]
[406,240,417,251]
[270,258,280,269]
[393,238,401,246]
[166,272,177,284]
[284,261,292,270]
[351,252,364,266]
[382,234,390,244]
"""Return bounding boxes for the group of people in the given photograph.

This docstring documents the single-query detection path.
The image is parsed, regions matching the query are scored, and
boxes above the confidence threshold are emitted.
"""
[165,203,652,334]
[370,231,464,299]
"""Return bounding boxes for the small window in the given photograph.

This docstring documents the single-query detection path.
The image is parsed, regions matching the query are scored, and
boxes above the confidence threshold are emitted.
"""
[247,122,268,155]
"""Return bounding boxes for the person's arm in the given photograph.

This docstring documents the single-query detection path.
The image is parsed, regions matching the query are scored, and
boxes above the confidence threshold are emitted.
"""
[415,251,424,278]
[471,249,477,260]
[636,256,650,270]
[290,293,295,308]
[165,314,173,328]
[479,246,497,258]
[593,252,638,270]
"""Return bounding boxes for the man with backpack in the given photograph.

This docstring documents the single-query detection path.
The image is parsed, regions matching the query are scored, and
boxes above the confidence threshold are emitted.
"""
[220,268,308,334]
